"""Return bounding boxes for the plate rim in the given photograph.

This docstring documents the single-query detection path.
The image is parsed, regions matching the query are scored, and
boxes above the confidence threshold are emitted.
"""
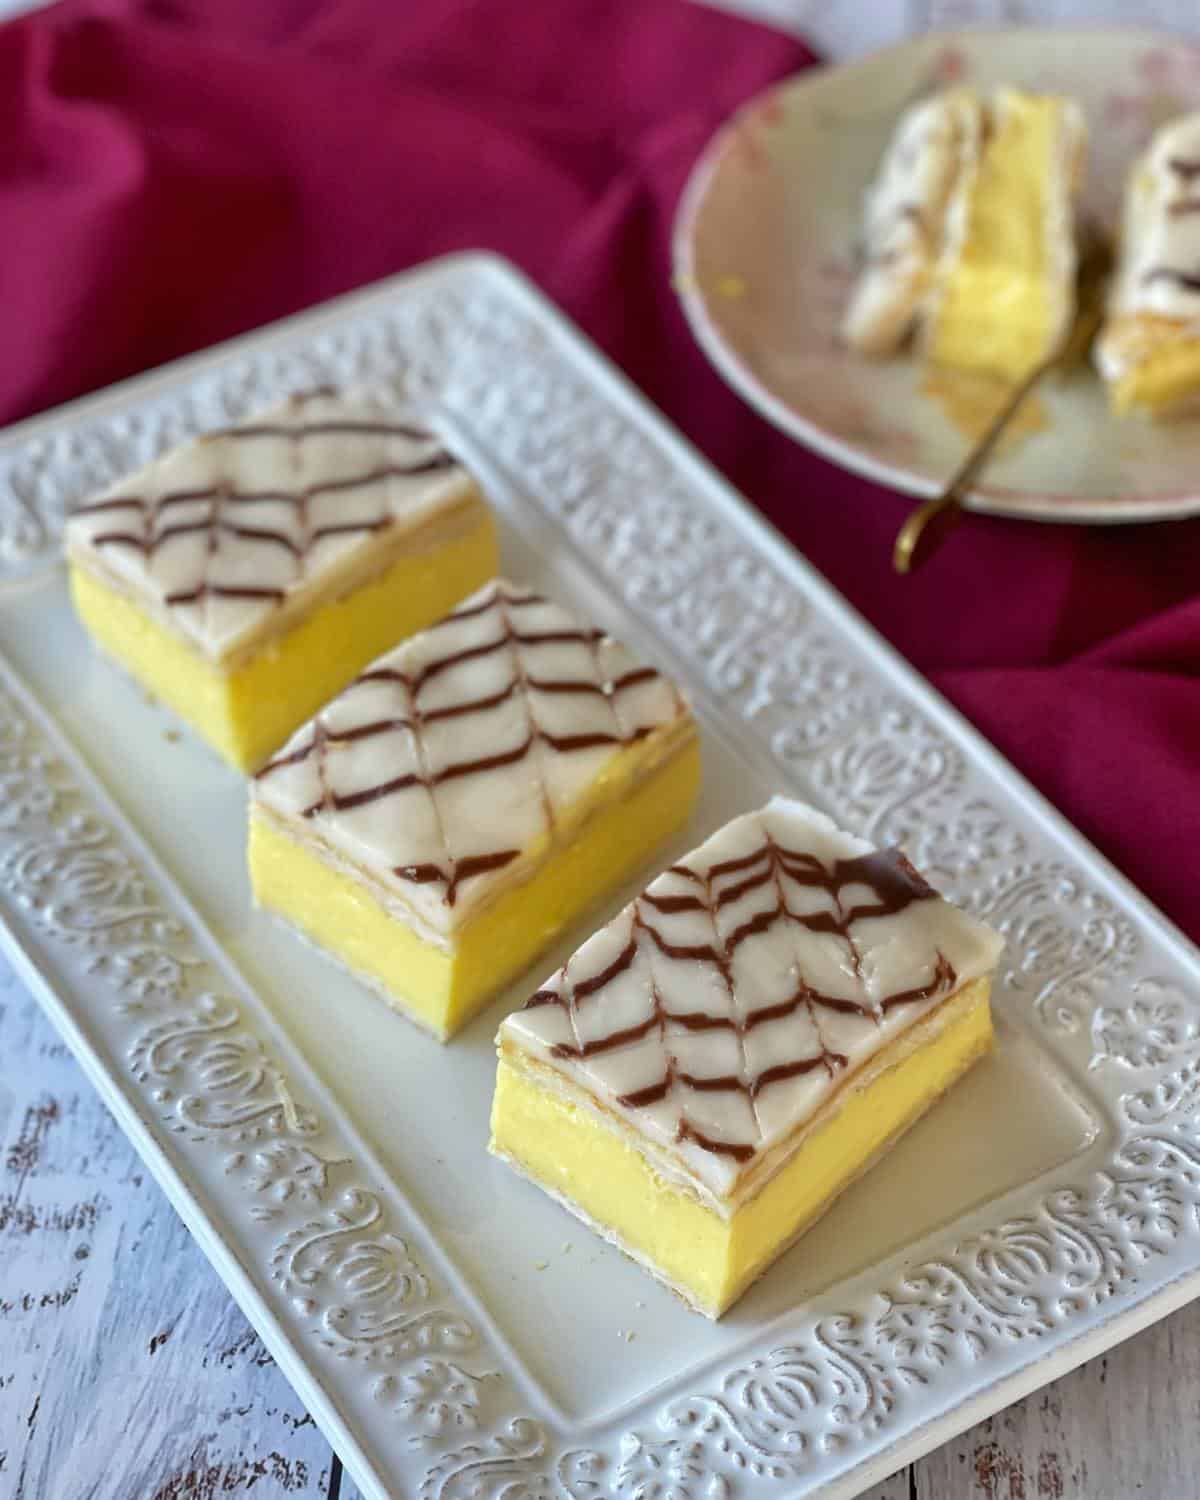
[2,250,1200,1499]
[672,23,1200,524]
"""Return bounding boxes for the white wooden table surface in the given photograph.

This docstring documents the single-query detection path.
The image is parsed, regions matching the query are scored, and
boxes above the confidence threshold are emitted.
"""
[4,2,1200,1497]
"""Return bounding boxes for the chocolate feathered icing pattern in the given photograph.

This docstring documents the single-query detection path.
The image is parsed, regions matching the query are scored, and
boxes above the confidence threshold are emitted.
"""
[502,798,1003,1199]
[64,389,478,659]
[251,580,691,936]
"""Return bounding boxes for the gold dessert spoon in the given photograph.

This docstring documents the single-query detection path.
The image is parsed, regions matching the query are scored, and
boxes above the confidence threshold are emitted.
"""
[892,233,1113,575]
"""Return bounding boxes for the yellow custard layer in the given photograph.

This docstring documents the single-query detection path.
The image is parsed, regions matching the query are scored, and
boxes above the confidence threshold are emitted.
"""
[248,739,701,1040]
[490,979,992,1317]
[1112,338,1200,415]
[68,513,498,772]
[927,92,1064,381]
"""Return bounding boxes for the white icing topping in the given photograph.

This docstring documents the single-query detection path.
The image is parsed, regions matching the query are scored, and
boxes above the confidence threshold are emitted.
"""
[501,797,1003,1201]
[251,579,691,939]
[64,389,479,660]
[1098,112,1200,379]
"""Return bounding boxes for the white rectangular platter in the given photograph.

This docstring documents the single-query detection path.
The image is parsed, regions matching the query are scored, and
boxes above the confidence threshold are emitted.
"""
[1,252,1198,1500]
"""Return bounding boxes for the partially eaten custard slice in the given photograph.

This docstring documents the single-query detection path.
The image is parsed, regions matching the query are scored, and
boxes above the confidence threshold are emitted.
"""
[65,389,497,771]
[249,580,700,1041]
[491,798,1003,1318]
[846,86,1086,380]
[842,88,981,356]
[1097,112,1200,415]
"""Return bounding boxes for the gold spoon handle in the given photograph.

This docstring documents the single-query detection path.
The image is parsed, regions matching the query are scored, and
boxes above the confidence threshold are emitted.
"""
[892,353,1051,574]
[892,232,1112,576]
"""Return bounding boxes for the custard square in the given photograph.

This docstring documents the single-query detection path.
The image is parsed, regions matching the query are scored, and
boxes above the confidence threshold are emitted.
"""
[65,389,498,771]
[1097,112,1200,415]
[490,797,1003,1318]
[249,579,700,1041]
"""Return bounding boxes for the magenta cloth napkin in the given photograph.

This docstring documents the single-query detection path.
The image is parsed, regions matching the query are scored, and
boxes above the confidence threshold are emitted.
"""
[3,0,1198,941]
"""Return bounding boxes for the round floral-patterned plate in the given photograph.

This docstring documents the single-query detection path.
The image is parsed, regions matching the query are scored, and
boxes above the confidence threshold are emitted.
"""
[674,27,1200,522]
